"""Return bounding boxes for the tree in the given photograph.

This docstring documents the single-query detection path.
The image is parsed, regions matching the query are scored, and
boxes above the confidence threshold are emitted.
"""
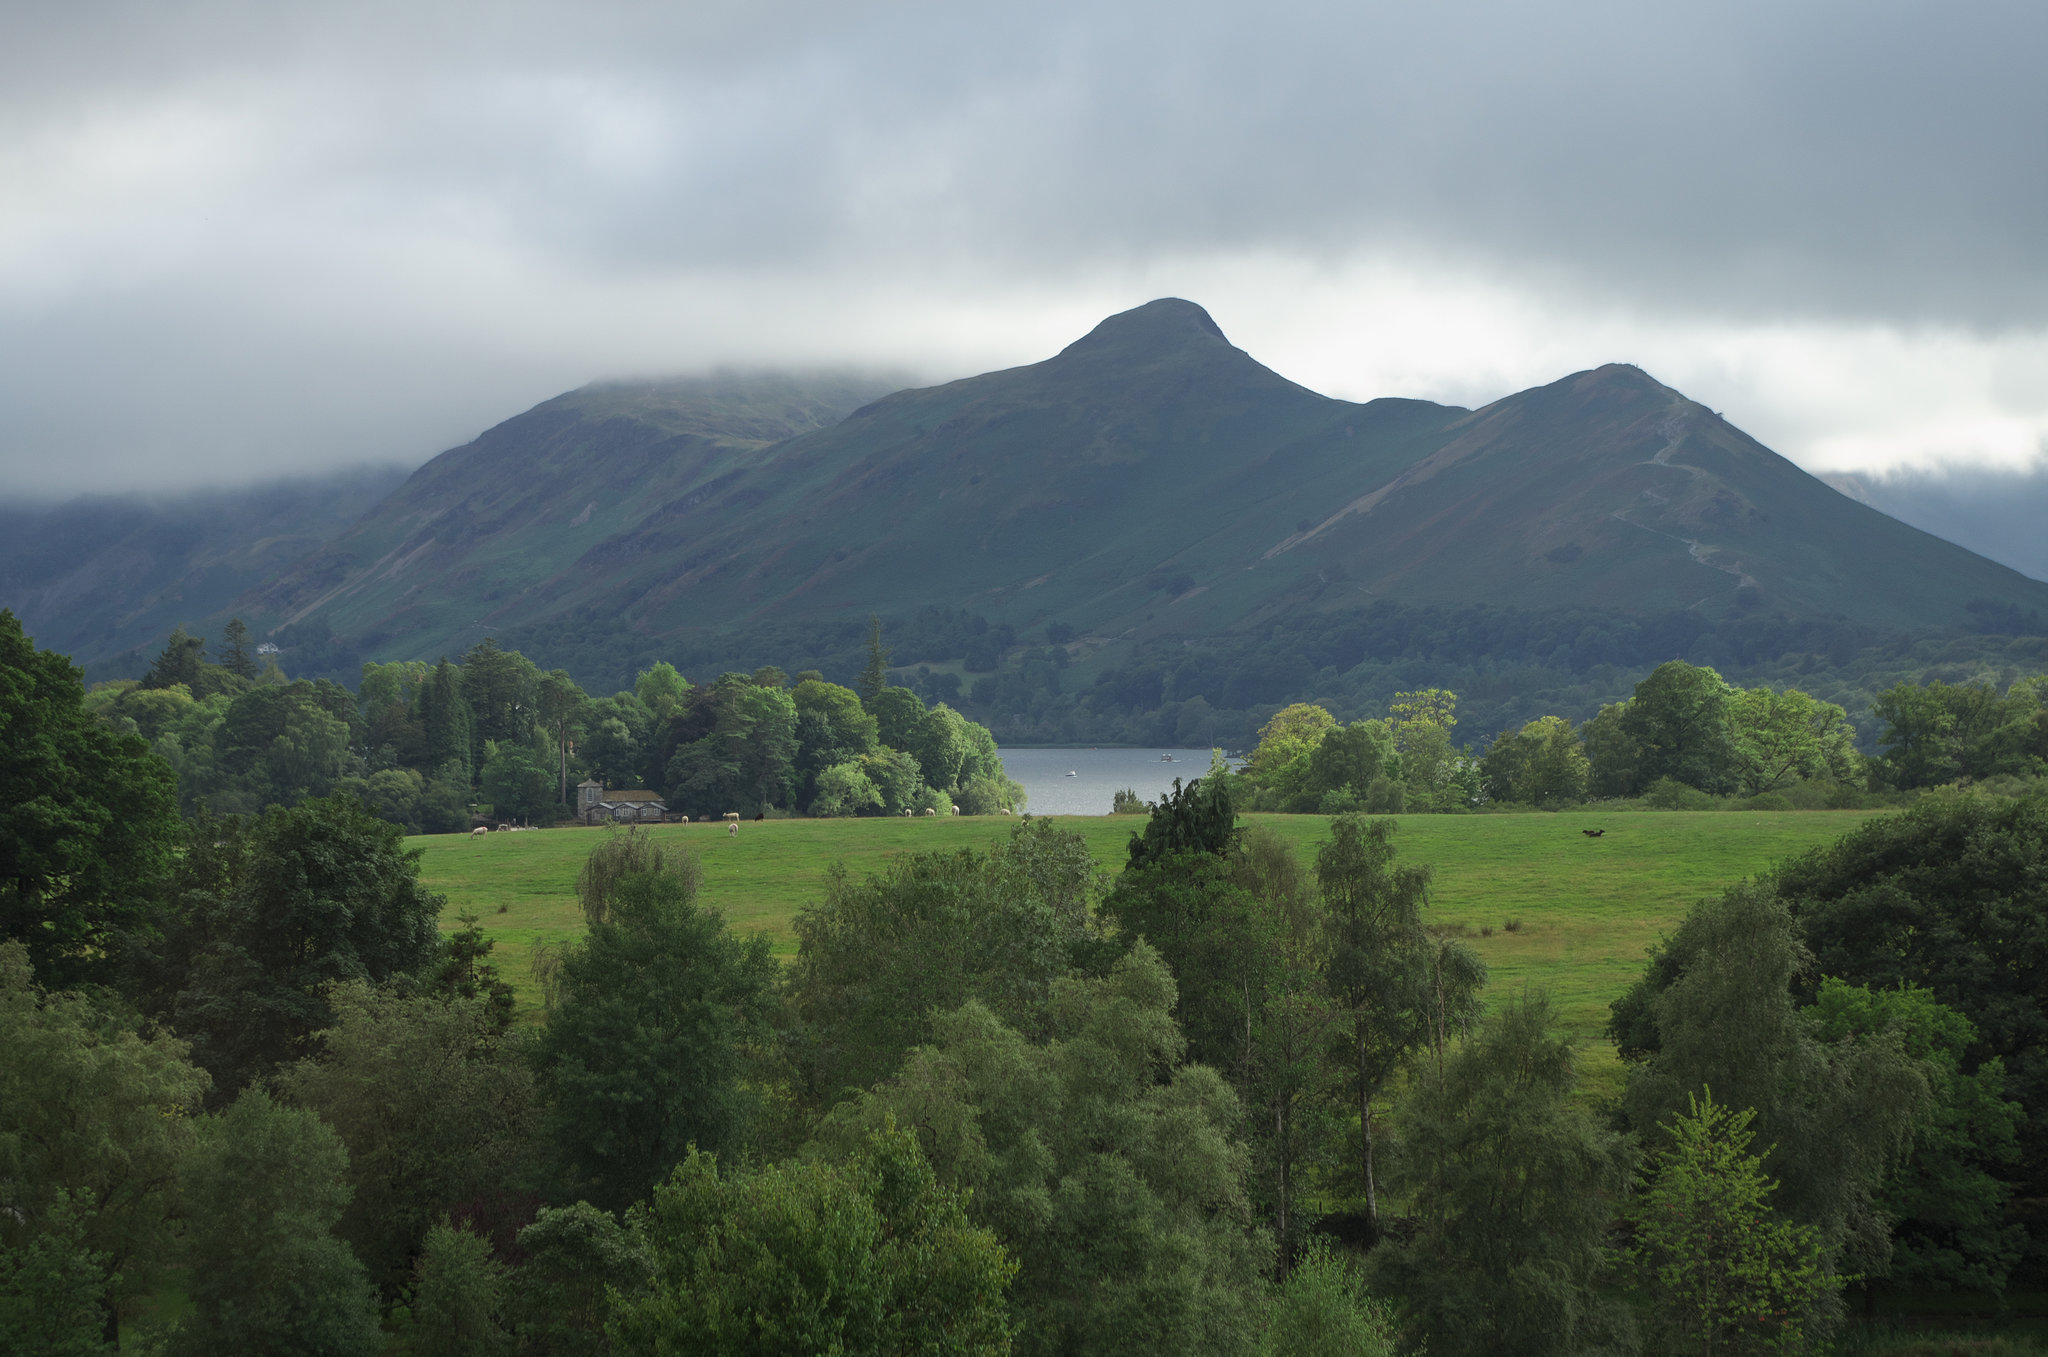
[1389,688,1461,806]
[634,661,691,724]
[1581,700,1642,798]
[858,614,892,703]
[479,739,552,823]
[860,747,927,815]
[1315,815,1435,1226]
[1613,884,1927,1280]
[610,1124,1016,1356]
[418,659,474,787]
[809,761,883,817]
[867,685,927,753]
[277,982,542,1293]
[409,1222,513,1357]
[1260,1238,1398,1357]
[794,677,881,805]
[1,611,181,988]
[1243,703,1336,807]
[536,669,586,806]
[1629,1091,1835,1356]
[217,617,259,681]
[662,675,799,817]
[789,820,1098,1103]
[1868,679,2002,788]
[1305,720,1401,809]
[207,680,356,809]
[1101,848,1271,1083]
[0,941,209,1335]
[533,858,777,1212]
[141,626,206,693]
[1126,771,1238,868]
[461,638,540,761]
[172,1087,383,1357]
[134,796,446,1098]
[1622,661,1740,794]
[1803,979,2025,1293]
[0,1190,114,1357]
[1481,715,1588,807]
[509,1202,651,1357]
[816,946,1271,1357]
[1770,791,2048,1265]
[1369,992,1632,1357]
[1727,687,1858,796]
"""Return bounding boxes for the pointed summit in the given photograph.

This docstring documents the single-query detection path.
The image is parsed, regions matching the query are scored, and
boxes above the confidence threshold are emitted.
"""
[1056,298,1233,362]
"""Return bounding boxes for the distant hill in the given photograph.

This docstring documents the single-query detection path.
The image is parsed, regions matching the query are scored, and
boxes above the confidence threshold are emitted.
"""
[0,465,410,678]
[243,371,902,666]
[1822,467,2048,586]
[10,300,2048,745]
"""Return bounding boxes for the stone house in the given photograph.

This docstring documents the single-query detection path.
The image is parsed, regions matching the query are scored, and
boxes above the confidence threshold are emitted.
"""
[577,779,670,824]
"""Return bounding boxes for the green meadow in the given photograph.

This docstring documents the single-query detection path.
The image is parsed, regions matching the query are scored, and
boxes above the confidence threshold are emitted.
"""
[412,810,1881,1094]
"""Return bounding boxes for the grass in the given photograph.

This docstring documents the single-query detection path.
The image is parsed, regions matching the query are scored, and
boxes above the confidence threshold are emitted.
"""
[413,809,1879,1095]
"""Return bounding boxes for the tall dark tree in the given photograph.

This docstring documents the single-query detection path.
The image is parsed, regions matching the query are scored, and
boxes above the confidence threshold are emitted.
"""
[140,626,206,693]
[461,639,539,762]
[533,843,776,1212]
[858,614,891,704]
[0,611,181,988]
[217,617,259,681]
[418,658,474,786]
[535,669,585,807]
[133,797,446,1099]
[1125,772,1238,868]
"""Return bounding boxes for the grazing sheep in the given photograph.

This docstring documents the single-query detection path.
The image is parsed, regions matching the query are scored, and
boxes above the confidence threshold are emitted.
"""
[470,826,487,839]
[921,807,936,816]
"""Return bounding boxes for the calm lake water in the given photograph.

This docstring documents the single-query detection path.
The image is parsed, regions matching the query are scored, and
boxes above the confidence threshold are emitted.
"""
[1000,747,1236,817]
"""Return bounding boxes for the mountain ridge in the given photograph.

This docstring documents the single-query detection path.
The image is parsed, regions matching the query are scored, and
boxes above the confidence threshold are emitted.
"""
[8,300,2048,707]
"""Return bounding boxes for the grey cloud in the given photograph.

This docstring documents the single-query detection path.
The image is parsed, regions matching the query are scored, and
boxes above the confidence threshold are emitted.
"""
[3,0,2048,493]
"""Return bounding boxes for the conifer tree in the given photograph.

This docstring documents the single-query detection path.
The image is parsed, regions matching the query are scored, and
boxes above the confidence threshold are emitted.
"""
[218,617,259,680]
[858,614,890,704]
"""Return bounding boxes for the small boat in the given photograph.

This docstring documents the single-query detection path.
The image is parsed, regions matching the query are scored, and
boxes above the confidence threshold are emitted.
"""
[1159,754,1176,762]
[1065,770,1078,777]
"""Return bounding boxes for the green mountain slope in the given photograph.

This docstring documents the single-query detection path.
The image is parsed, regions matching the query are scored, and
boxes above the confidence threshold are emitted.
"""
[0,465,410,676]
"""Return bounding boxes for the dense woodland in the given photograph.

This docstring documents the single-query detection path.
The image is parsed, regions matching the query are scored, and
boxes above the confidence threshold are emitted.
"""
[5,607,2048,1353]
[80,616,1025,831]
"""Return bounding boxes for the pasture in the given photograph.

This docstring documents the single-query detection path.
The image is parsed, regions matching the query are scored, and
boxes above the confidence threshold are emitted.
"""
[412,810,1881,1094]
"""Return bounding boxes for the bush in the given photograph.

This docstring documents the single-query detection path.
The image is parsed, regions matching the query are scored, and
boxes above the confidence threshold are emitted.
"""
[1642,776,1716,810]
[1111,787,1150,815]
[1317,787,1363,815]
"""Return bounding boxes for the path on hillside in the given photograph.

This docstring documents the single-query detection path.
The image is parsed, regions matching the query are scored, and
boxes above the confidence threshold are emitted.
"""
[1610,413,1759,590]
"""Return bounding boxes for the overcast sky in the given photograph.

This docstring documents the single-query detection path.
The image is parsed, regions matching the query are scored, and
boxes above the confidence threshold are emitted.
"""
[4,0,2047,497]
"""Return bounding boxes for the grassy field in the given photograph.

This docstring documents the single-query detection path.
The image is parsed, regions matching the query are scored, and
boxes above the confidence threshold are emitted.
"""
[412,810,1881,1094]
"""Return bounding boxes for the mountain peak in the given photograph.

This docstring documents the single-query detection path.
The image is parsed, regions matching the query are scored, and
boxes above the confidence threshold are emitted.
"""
[1571,363,1671,397]
[1056,298,1232,361]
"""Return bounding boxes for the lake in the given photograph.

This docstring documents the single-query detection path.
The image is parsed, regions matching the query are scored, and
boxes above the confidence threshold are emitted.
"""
[999,746,1234,817]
